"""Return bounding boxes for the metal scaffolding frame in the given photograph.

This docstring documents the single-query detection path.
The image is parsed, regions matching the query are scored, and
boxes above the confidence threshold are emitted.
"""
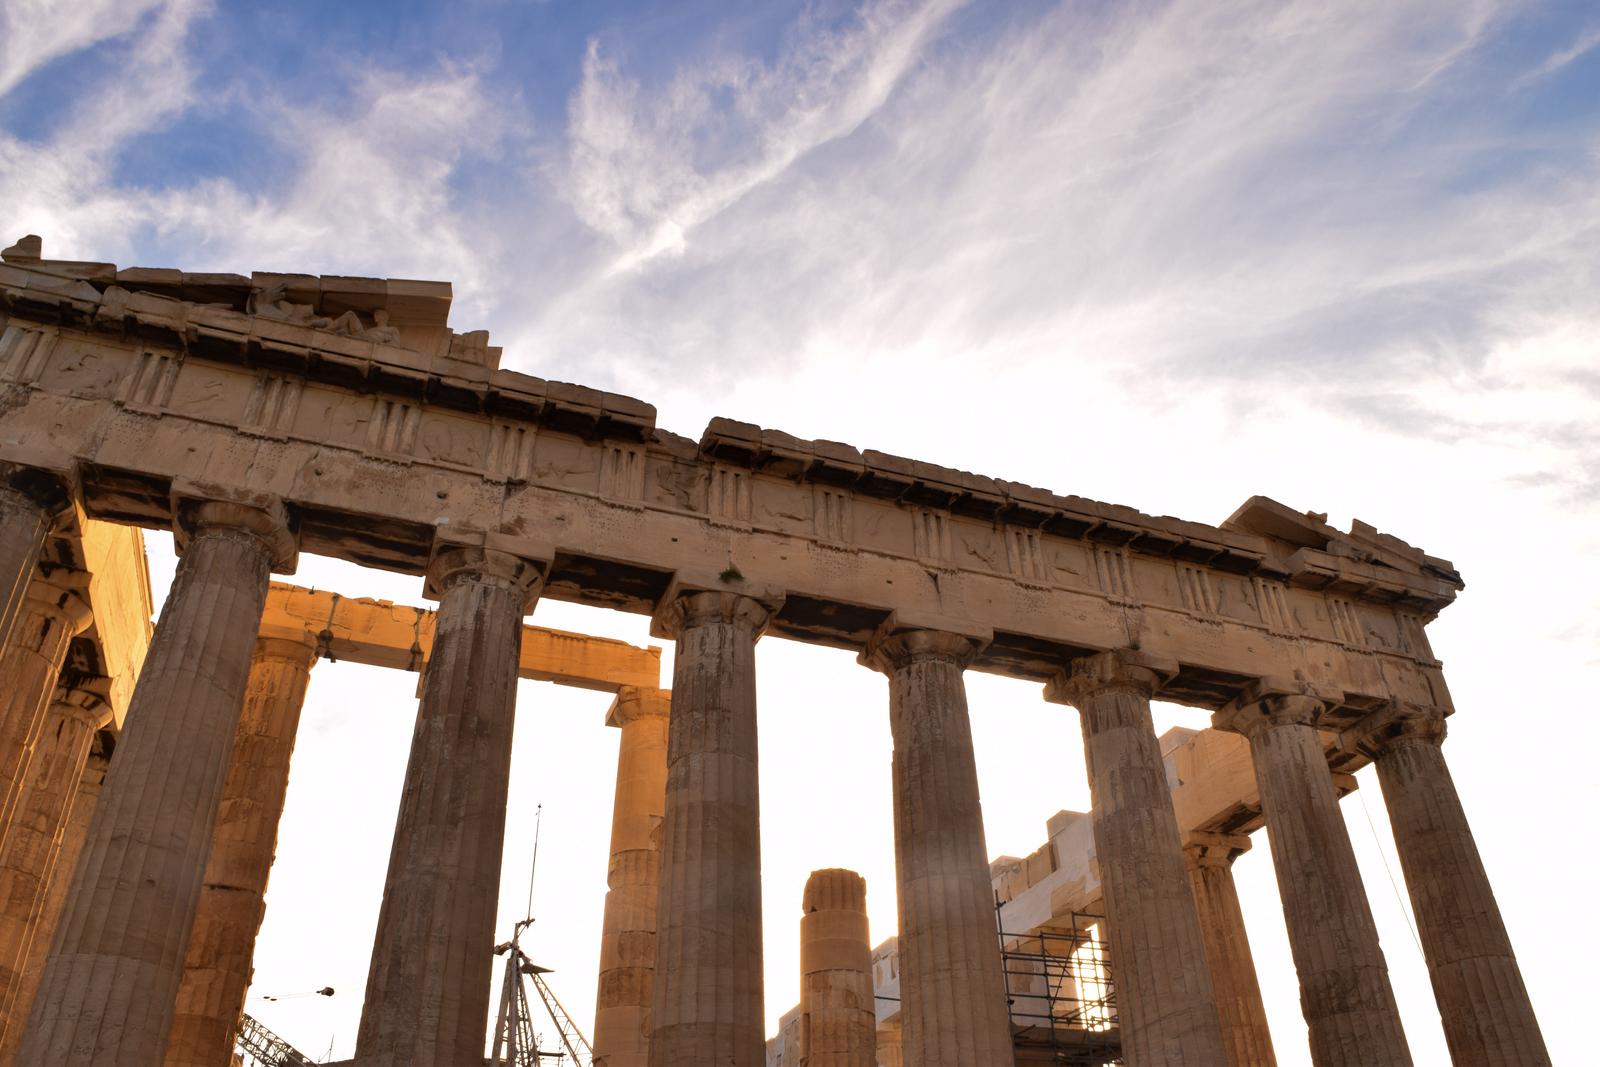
[998,906,1124,1065]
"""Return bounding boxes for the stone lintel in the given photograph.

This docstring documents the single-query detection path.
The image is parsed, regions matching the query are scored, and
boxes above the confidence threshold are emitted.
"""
[258,582,660,693]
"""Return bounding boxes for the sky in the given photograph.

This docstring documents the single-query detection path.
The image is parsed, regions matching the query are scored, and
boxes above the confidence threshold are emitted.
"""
[3,0,1598,1062]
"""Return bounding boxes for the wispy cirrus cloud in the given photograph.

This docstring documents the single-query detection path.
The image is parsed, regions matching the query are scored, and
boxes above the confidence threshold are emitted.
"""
[0,2,507,316]
[565,0,969,272]
[0,0,178,98]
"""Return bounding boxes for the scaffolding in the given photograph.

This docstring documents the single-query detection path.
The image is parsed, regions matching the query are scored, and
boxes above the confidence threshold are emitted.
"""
[998,908,1123,1065]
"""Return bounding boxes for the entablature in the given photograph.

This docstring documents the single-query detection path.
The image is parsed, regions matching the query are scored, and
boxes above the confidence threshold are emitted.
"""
[0,248,1463,718]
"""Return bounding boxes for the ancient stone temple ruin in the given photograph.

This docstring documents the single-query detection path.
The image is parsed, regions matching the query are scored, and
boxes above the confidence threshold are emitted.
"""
[0,235,1548,1066]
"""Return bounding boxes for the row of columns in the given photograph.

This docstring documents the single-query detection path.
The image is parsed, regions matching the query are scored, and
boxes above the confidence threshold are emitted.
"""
[633,614,1547,1067]
[0,477,1550,1067]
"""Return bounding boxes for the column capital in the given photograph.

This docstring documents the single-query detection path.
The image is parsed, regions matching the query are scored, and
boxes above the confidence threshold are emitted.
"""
[1343,701,1448,759]
[424,544,545,612]
[1043,648,1177,708]
[49,676,114,731]
[253,633,320,669]
[25,567,94,636]
[803,867,867,912]
[173,494,298,572]
[860,627,982,675]
[0,461,76,524]
[1183,831,1252,870]
[605,686,670,727]
[651,589,773,640]
[1213,676,1344,737]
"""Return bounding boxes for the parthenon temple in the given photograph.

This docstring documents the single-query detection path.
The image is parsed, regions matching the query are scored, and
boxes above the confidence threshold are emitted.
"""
[0,235,1548,1065]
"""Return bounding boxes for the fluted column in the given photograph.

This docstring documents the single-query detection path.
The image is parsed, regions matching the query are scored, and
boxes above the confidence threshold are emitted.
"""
[876,1022,903,1067]
[0,571,92,850]
[864,629,1012,1067]
[648,591,769,1067]
[356,546,542,1066]
[0,742,108,1067]
[18,498,296,1067]
[165,634,319,1067]
[594,686,669,1067]
[1183,834,1276,1067]
[0,749,109,1066]
[0,469,70,655]
[1359,705,1549,1065]
[0,680,111,1045]
[1046,650,1226,1064]
[798,868,875,1067]
[1217,682,1411,1066]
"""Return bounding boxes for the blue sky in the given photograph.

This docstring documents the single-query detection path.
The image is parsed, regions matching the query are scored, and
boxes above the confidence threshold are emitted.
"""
[4,1,1598,1063]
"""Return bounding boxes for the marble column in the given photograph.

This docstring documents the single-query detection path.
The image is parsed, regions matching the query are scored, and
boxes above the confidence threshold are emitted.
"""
[876,1022,903,1067]
[1362,705,1549,1065]
[798,868,875,1067]
[649,592,769,1067]
[165,634,319,1067]
[0,470,69,656]
[0,571,93,851]
[0,680,111,1045]
[355,546,542,1067]
[593,686,669,1067]
[1047,650,1226,1064]
[17,498,295,1067]
[864,629,1013,1067]
[1183,834,1276,1067]
[1217,683,1411,1067]
[0,747,109,1065]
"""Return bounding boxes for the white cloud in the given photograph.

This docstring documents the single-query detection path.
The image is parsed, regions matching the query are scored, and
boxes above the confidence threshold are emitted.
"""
[0,0,177,98]
[1513,20,1600,88]
[565,0,969,269]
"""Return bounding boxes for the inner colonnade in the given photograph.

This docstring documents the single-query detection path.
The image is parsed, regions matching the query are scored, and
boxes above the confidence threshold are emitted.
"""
[0,239,1550,1065]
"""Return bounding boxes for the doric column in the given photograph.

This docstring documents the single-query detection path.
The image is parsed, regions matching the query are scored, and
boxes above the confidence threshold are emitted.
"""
[355,546,542,1066]
[876,1022,903,1067]
[0,467,71,655]
[1046,650,1226,1064]
[1357,704,1549,1065]
[0,570,92,848]
[798,868,875,1067]
[1183,833,1276,1067]
[0,748,109,1066]
[648,591,770,1067]
[17,498,296,1067]
[1217,682,1411,1067]
[864,629,1013,1067]
[0,679,111,1044]
[593,686,669,1067]
[165,634,319,1067]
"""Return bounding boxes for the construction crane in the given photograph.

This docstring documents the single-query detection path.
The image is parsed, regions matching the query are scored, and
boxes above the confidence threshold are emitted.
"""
[491,920,594,1066]
[235,1012,318,1067]
[489,804,594,1067]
